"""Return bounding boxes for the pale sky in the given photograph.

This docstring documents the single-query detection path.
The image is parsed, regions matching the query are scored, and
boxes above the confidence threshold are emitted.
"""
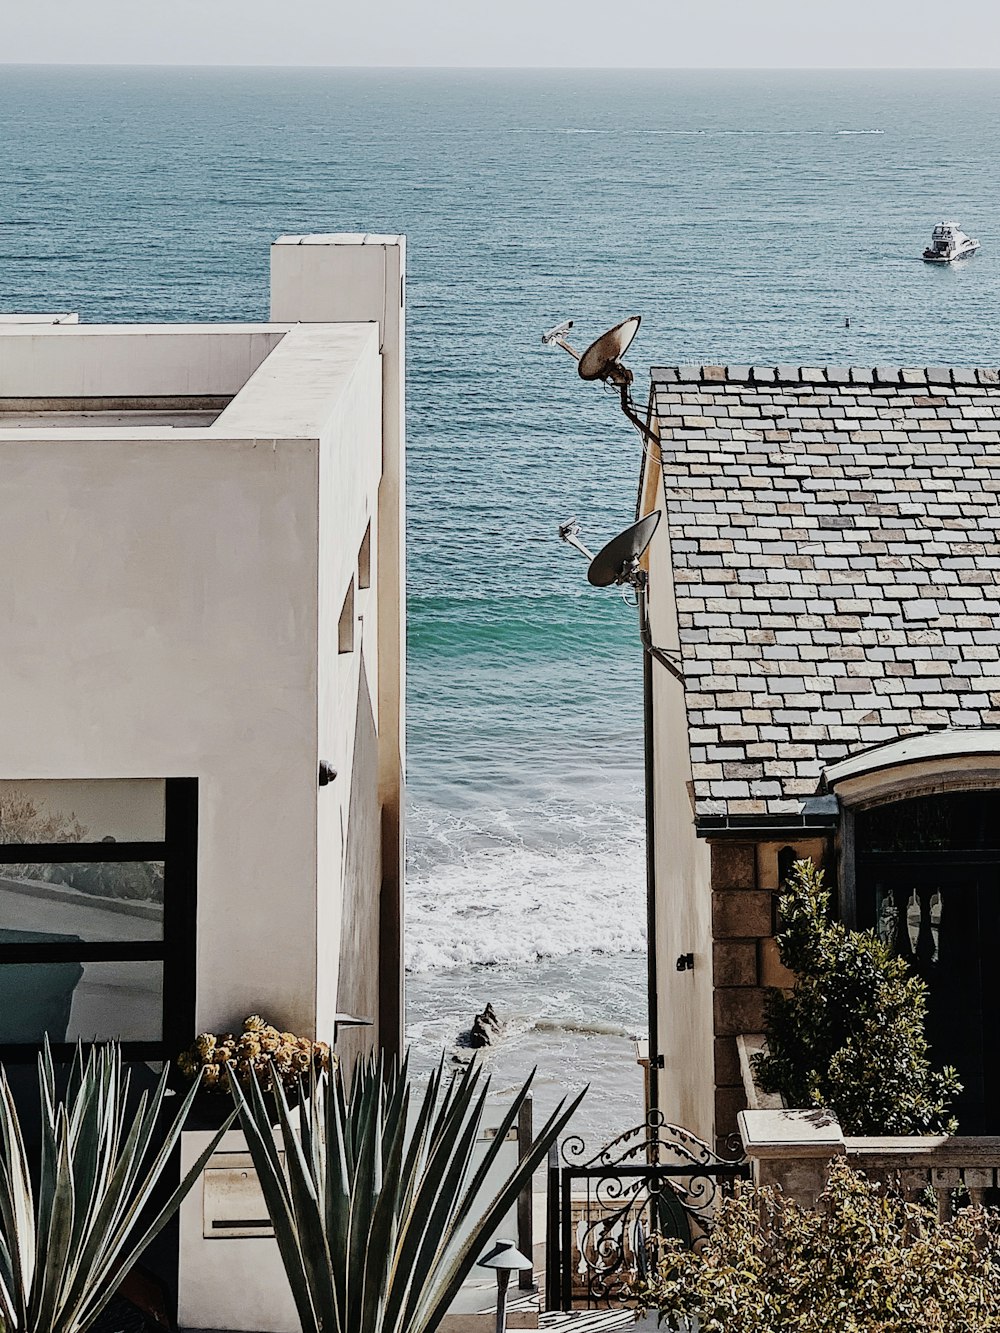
[2,0,999,68]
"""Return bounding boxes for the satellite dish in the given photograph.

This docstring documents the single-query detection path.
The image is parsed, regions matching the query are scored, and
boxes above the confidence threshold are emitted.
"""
[578,315,641,382]
[588,511,661,587]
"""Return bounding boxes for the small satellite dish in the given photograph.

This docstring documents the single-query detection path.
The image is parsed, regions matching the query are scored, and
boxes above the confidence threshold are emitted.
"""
[588,511,661,587]
[578,315,641,383]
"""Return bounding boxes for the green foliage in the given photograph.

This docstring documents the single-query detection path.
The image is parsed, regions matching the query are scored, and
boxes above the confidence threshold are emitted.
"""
[230,1053,585,1333]
[23,861,163,903]
[752,859,960,1135]
[636,1157,1000,1333]
[0,1041,233,1333]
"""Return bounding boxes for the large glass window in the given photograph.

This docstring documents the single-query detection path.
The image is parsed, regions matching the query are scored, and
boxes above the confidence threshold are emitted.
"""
[0,778,196,1061]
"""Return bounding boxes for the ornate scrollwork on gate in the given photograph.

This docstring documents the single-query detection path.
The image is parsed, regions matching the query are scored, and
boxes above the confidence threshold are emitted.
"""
[548,1113,748,1309]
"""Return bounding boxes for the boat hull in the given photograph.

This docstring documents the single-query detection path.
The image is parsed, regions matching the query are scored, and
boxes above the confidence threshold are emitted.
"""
[922,242,980,263]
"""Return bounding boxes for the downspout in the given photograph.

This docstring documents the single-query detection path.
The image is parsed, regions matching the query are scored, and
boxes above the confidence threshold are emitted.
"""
[633,391,668,1120]
[636,576,678,1117]
[642,644,660,1116]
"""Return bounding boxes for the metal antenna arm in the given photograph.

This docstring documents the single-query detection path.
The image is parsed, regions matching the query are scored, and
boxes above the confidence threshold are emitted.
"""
[619,384,660,449]
[558,517,595,562]
[542,319,581,361]
[636,578,685,684]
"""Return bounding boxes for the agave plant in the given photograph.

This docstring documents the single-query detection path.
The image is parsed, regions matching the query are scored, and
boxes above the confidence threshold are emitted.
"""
[230,1054,585,1333]
[0,1041,235,1333]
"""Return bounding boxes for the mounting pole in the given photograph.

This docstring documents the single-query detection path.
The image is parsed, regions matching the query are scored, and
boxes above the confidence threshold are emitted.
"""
[618,383,661,452]
[636,577,684,683]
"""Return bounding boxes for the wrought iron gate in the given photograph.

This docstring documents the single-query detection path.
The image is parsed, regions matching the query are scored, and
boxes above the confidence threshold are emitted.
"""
[545,1112,749,1310]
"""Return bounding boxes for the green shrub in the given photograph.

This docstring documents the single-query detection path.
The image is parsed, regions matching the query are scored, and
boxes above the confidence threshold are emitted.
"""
[752,858,959,1135]
[636,1158,1000,1333]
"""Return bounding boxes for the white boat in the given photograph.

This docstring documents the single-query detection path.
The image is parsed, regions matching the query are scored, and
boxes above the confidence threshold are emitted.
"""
[922,221,980,263]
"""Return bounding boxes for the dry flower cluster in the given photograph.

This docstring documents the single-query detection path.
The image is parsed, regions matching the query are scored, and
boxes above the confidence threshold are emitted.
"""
[177,1014,333,1095]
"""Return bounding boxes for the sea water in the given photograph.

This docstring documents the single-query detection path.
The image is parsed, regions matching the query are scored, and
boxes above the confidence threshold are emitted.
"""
[3,67,1000,1145]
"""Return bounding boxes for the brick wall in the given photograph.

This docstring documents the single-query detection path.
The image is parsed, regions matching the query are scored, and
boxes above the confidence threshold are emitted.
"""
[710,835,831,1147]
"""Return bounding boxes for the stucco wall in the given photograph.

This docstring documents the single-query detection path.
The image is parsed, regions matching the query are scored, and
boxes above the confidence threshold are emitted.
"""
[271,234,406,1058]
[0,325,283,399]
[0,321,385,1045]
[316,335,383,1055]
[0,428,318,1033]
[642,457,715,1142]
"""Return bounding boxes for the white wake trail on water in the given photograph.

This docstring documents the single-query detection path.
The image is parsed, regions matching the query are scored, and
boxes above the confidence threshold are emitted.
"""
[553,127,884,136]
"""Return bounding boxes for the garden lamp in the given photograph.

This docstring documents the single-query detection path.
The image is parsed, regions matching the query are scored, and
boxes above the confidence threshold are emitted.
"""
[478,1239,532,1333]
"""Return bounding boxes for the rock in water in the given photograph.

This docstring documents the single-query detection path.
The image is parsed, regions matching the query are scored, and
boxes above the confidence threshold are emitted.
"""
[469,1003,503,1048]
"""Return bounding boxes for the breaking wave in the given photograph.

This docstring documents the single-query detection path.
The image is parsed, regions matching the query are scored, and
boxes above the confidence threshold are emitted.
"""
[405,801,646,974]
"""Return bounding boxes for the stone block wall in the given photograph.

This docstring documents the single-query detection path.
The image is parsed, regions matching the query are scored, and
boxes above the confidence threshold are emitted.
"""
[711,835,831,1149]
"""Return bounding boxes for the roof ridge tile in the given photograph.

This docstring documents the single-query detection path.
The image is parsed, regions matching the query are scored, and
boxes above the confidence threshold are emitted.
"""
[650,363,1000,388]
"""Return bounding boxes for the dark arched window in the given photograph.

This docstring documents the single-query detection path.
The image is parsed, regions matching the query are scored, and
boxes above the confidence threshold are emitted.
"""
[855,789,1000,1133]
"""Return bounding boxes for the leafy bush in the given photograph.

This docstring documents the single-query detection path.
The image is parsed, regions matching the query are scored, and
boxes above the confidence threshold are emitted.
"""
[636,1158,1000,1333]
[752,858,959,1135]
[0,789,86,844]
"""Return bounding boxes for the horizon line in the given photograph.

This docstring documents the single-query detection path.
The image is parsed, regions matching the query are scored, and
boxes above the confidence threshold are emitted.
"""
[2,61,1000,72]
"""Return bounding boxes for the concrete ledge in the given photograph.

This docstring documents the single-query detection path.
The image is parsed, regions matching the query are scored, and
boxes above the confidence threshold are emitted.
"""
[736,1034,784,1111]
[739,1107,845,1206]
[739,1107,844,1158]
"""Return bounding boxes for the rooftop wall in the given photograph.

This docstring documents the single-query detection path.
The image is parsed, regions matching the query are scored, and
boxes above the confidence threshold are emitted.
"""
[0,325,284,399]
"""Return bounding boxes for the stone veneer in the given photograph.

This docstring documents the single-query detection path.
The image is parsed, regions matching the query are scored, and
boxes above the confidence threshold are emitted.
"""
[711,834,830,1145]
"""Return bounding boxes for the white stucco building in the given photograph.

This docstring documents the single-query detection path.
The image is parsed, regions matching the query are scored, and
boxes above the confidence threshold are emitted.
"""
[0,233,405,1079]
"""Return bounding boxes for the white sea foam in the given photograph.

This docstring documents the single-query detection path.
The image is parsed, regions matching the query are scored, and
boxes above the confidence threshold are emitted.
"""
[405,808,646,973]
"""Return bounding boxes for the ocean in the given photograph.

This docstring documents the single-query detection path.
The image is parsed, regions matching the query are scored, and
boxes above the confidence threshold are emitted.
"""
[3,66,1000,1145]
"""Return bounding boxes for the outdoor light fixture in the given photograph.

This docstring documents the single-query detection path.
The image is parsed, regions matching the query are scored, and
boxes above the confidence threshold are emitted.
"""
[318,761,338,787]
[478,1240,533,1333]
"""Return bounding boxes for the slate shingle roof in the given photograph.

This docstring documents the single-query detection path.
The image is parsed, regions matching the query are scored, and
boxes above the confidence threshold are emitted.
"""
[651,364,1000,824]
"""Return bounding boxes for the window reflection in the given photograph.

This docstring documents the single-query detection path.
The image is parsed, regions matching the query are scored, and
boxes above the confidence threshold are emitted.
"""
[0,960,163,1043]
[876,885,941,966]
[856,787,1000,1135]
[0,779,165,844]
[858,791,1000,852]
[0,864,163,941]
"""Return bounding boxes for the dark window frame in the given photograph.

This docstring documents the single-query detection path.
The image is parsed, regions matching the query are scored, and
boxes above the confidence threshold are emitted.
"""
[0,777,197,1064]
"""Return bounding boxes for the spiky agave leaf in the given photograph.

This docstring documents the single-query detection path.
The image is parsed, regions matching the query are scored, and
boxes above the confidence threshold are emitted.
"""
[0,1040,236,1333]
[232,1052,586,1333]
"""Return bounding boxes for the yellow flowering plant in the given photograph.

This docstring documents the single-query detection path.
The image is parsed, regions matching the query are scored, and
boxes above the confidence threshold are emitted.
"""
[176,1013,333,1095]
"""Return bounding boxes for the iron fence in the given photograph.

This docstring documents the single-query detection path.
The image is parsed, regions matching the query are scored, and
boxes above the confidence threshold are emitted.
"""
[545,1112,749,1310]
